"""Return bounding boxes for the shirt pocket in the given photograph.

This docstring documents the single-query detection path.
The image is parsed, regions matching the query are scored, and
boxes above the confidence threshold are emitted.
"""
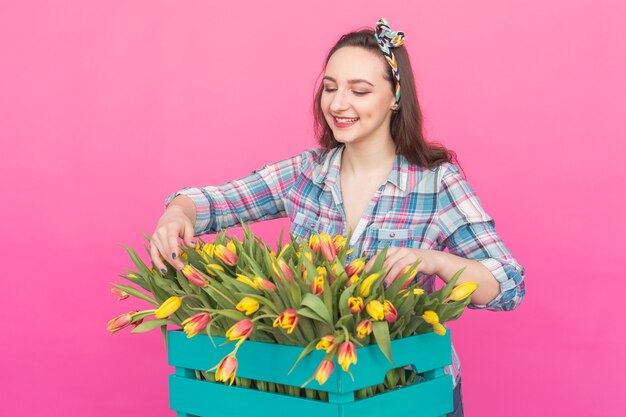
[362,227,415,259]
[290,212,334,242]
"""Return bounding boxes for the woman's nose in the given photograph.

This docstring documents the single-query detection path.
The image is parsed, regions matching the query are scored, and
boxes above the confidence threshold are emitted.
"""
[329,89,350,111]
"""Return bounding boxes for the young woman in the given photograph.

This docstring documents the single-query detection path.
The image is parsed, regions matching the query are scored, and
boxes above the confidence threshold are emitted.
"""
[151,18,526,417]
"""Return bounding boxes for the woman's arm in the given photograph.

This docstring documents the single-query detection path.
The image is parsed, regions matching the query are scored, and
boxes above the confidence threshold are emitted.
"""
[436,163,526,312]
[163,148,320,236]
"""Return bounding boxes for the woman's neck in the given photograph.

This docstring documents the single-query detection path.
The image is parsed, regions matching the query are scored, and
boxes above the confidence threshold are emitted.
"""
[340,141,396,180]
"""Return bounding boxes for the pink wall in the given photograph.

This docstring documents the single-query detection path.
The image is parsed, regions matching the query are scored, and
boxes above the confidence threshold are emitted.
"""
[1,1,624,416]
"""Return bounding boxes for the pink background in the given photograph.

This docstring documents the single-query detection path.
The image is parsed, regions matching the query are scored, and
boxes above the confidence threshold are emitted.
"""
[1,1,624,416]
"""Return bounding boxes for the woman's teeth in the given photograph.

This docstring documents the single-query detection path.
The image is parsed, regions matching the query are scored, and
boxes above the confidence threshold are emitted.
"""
[335,117,359,123]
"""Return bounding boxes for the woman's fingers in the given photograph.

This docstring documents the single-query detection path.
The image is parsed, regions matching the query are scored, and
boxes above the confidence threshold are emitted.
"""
[153,227,182,271]
[182,221,195,248]
[150,236,168,273]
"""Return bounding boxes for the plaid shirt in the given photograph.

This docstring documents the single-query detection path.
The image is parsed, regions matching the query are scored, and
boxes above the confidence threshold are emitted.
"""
[164,144,526,389]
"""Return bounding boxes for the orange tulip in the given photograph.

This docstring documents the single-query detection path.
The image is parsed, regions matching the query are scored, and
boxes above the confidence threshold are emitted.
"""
[308,235,320,253]
[214,355,238,385]
[181,312,211,338]
[315,335,336,353]
[182,265,208,287]
[383,300,398,323]
[111,288,129,300]
[319,233,338,262]
[311,275,324,295]
[254,276,278,292]
[347,297,364,313]
[225,319,253,341]
[107,311,133,334]
[337,341,357,372]
[356,319,373,339]
[345,258,365,277]
[333,234,347,252]
[314,359,334,385]
[214,241,238,266]
[273,309,299,334]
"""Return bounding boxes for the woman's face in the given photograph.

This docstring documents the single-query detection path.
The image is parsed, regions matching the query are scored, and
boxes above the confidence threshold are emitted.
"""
[321,46,397,146]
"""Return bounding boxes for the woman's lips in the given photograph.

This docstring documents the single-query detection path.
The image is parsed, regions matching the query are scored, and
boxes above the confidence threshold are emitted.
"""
[332,116,359,128]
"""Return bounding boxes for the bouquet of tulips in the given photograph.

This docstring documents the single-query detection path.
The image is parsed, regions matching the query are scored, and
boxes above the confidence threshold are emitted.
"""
[108,223,477,400]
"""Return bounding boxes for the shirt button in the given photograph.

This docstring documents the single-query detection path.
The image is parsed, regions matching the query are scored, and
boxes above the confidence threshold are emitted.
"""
[310,223,316,228]
[389,232,396,238]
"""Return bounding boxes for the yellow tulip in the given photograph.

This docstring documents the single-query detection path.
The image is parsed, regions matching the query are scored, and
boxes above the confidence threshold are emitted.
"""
[236,273,257,289]
[450,282,478,301]
[315,359,334,385]
[433,322,447,336]
[356,319,373,338]
[366,300,385,321]
[154,296,182,319]
[358,273,380,298]
[333,234,347,252]
[413,288,425,295]
[422,310,439,325]
[337,341,357,372]
[205,263,224,277]
[236,297,260,315]
[214,355,238,385]
[345,258,365,277]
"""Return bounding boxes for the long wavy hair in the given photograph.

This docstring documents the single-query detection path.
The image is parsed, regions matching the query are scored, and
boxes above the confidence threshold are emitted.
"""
[313,28,461,171]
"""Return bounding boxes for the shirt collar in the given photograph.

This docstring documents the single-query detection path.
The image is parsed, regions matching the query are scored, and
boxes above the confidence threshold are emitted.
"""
[312,145,408,196]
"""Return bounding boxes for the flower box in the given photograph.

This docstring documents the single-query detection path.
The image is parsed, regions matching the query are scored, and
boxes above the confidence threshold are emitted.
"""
[167,328,454,417]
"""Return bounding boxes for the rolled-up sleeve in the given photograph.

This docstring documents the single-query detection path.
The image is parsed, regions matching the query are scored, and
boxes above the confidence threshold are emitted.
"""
[164,148,319,236]
[437,163,526,312]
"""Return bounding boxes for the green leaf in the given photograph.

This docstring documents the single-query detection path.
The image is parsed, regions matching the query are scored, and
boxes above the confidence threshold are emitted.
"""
[372,321,394,365]
[131,319,175,333]
[338,284,357,318]
[288,339,318,374]
[300,294,333,327]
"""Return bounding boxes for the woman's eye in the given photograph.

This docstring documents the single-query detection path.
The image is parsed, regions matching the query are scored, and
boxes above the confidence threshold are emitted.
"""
[353,91,368,95]
[323,87,337,92]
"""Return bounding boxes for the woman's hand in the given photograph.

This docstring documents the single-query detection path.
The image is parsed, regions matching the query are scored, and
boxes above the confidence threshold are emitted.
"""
[150,206,196,273]
[364,247,442,288]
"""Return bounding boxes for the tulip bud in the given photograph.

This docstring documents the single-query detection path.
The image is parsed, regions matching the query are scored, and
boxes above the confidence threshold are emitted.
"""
[273,309,299,334]
[107,312,133,334]
[315,335,336,352]
[366,300,385,321]
[308,235,320,253]
[345,258,365,277]
[236,297,260,315]
[154,296,182,319]
[214,243,238,266]
[347,297,364,314]
[225,319,253,341]
[333,234,347,252]
[356,319,373,339]
[383,300,398,323]
[181,312,211,338]
[111,287,129,301]
[236,273,257,289]
[254,276,278,292]
[413,288,425,295]
[315,359,334,385]
[182,265,208,287]
[422,310,439,325]
[319,233,337,262]
[433,322,447,336]
[450,282,478,301]
[358,273,380,298]
[214,355,238,385]
[311,275,324,295]
[337,341,357,371]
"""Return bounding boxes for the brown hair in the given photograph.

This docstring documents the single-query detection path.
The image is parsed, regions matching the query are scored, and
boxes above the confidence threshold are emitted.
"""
[312,28,461,172]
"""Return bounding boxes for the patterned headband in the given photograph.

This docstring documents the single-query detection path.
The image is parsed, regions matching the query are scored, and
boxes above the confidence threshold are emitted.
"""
[373,17,405,108]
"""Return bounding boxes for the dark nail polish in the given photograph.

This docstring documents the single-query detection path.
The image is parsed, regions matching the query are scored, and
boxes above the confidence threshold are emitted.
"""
[172,252,177,259]
[161,268,167,273]
[383,282,388,289]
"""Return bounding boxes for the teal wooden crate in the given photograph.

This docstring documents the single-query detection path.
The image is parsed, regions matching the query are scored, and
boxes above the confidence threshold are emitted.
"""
[168,328,454,417]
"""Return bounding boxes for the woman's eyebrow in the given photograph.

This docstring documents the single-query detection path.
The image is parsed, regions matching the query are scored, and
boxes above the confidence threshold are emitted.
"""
[323,76,375,87]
